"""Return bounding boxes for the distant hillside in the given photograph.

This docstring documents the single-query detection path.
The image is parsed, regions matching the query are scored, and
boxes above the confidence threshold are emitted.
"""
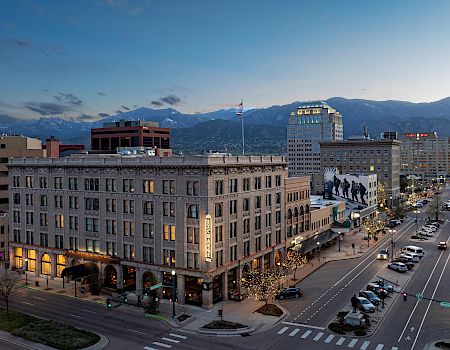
[0,97,449,153]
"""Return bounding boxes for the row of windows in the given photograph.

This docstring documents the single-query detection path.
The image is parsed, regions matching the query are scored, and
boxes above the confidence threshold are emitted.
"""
[214,175,282,195]
[12,176,199,196]
[214,194,281,216]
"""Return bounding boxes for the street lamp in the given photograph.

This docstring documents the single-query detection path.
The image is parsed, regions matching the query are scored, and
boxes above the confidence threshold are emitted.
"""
[171,270,176,318]
[276,262,281,289]
[338,232,341,252]
[316,242,321,260]
[414,210,420,234]
[24,258,28,285]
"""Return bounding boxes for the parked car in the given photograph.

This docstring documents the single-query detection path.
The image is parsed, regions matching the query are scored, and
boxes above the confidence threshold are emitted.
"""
[377,249,389,260]
[422,225,437,232]
[414,202,424,208]
[275,287,303,300]
[359,290,381,306]
[388,262,408,272]
[400,253,419,263]
[418,230,433,238]
[438,242,447,250]
[367,283,389,298]
[402,245,425,258]
[392,258,414,269]
[373,280,394,293]
[390,219,401,226]
[355,297,376,313]
[428,221,440,227]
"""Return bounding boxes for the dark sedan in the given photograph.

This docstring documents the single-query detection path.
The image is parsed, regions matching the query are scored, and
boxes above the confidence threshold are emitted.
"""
[275,287,303,300]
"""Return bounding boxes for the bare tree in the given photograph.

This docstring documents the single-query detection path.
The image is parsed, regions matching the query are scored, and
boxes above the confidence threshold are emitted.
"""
[241,268,283,306]
[282,250,307,281]
[0,269,22,315]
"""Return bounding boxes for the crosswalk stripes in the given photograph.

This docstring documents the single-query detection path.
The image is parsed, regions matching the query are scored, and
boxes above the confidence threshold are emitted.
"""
[348,339,358,348]
[144,333,188,350]
[289,329,300,337]
[275,326,400,350]
[313,332,324,341]
[324,334,335,343]
[336,337,346,345]
[360,341,370,350]
[301,330,312,339]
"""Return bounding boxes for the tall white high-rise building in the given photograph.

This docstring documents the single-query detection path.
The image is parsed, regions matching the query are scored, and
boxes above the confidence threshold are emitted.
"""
[287,101,343,176]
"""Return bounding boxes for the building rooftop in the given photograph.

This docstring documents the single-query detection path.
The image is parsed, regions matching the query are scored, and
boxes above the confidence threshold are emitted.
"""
[310,195,343,210]
[296,101,331,109]
[9,154,287,167]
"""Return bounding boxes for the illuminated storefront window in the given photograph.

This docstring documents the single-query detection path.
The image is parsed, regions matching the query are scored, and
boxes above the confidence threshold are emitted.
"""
[41,253,52,275]
[56,254,66,277]
[27,249,36,272]
[14,247,23,269]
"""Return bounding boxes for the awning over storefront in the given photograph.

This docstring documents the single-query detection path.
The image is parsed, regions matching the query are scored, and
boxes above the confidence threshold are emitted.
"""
[291,229,338,254]
[61,262,99,280]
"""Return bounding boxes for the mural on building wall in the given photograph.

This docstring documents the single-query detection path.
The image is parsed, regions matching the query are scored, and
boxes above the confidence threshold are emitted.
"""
[324,168,375,207]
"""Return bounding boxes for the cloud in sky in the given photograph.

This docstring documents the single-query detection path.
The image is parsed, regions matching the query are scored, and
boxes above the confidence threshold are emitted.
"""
[76,114,97,121]
[151,101,163,107]
[98,112,110,117]
[25,102,71,115]
[98,92,106,96]
[54,92,82,105]
[160,94,182,105]
[121,105,130,110]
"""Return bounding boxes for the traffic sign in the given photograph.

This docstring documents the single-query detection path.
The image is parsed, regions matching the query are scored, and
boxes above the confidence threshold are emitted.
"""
[440,302,450,308]
[149,283,163,290]
[416,293,424,301]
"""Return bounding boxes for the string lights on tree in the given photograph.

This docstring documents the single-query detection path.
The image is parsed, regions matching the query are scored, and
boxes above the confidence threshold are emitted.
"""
[241,268,285,305]
[282,250,307,281]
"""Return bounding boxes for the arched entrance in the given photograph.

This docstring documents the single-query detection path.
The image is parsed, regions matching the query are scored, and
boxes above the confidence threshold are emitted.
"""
[41,254,52,275]
[142,271,157,289]
[275,251,283,265]
[104,265,117,289]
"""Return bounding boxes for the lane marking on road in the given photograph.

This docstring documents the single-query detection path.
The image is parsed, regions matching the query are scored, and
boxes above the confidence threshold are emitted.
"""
[161,337,180,344]
[169,333,187,339]
[288,329,300,337]
[375,344,384,350]
[410,240,450,350]
[80,308,96,314]
[360,341,370,350]
[301,330,312,339]
[21,301,34,306]
[398,232,450,343]
[277,326,289,334]
[336,337,346,345]
[152,342,172,348]
[128,329,146,335]
[324,334,335,343]
[70,314,84,319]
[348,339,358,348]
[281,321,325,330]
[313,332,324,341]
[144,347,158,350]
[391,347,399,350]
[32,296,46,301]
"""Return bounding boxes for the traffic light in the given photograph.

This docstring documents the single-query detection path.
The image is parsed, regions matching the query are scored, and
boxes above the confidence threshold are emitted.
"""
[380,288,384,297]
[106,298,112,309]
[402,292,407,301]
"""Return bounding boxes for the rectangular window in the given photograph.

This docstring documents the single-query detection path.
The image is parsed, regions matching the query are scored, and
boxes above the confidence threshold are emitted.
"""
[26,176,34,188]
[242,178,250,191]
[214,251,223,268]
[276,229,282,244]
[143,246,154,263]
[106,198,116,212]
[243,218,250,234]
[163,224,176,241]
[265,193,272,207]
[187,227,200,244]
[214,225,223,242]
[107,242,117,256]
[186,181,199,196]
[39,176,48,189]
[229,178,238,193]
[276,192,281,204]
[13,176,20,187]
[123,244,135,260]
[276,210,281,224]
[69,237,79,250]
[106,219,117,234]
[229,199,237,214]
[255,196,261,209]
[243,198,250,211]
[143,223,155,239]
[26,193,33,206]
[40,233,48,247]
[275,175,281,187]
[69,177,78,190]
[229,222,237,238]
[123,221,135,236]
[243,241,250,256]
[69,216,78,230]
[26,230,34,245]
[13,229,21,243]
[69,196,78,209]
[265,175,272,188]
[40,213,48,226]
[54,177,63,189]
[255,216,261,230]
[54,195,63,208]
[255,236,261,251]
[123,179,135,192]
[162,180,175,194]
[85,217,98,232]
[214,203,223,217]
[13,210,21,223]
[265,213,272,227]
[215,180,223,195]
[229,245,237,262]
[163,202,175,217]
[123,199,135,213]
[26,212,34,225]
[55,235,64,249]
[106,178,117,192]
[163,249,175,266]
[254,177,261,190]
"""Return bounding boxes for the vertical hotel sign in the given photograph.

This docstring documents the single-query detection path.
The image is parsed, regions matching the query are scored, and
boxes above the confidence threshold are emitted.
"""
[205,214,212,262]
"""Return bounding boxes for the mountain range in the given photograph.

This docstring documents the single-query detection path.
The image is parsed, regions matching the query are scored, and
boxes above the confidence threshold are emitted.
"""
[1,97,449,154]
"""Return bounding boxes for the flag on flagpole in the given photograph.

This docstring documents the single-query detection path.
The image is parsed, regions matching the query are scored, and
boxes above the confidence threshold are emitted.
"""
[236,100,243,117]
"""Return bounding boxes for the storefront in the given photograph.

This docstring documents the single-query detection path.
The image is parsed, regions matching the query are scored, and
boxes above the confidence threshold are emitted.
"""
[212,273,223,304]
[184,276,202,306]
[162,271,176,301]
[104,265,118,288]
[56,255,65,277]
[123,265,136,291]
[41,254,52,275]
[14,247,22,269]
[26,249,36,272]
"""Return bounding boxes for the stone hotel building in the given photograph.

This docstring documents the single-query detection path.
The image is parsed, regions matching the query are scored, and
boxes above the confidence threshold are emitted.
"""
[8,154,344,308]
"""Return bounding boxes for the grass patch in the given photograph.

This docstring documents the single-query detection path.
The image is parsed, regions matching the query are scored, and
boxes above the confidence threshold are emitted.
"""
[202,320,247,329]
[328,322,354,334]
[255,304,283,317]
[0,309,99,350]
[436,342,450,349]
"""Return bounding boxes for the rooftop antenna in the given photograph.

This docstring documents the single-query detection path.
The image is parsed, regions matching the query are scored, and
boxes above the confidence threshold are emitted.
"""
[236,99,244,155]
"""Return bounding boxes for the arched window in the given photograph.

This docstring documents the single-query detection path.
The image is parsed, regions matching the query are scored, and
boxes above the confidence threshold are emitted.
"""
[40,195,48,207]
[188,205,199,219]
[294,207,299,218]
[93,199,99,211]
[85,198,92,210]
[300,206,304,216]
[305,205,310,213]
[287,208,292,220]
[143,180,154,193]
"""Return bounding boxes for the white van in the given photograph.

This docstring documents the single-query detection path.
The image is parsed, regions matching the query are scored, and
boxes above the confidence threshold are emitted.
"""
[402,245,424,258]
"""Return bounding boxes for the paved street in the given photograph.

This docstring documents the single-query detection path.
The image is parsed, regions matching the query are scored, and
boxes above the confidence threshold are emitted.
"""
[6,190,450,350]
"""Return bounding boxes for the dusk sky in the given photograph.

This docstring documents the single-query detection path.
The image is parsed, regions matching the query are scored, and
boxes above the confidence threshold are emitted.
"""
[1,0,450,121]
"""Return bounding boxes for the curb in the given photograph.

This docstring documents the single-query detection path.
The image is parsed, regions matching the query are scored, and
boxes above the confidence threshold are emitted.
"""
[423,339,450,350]
[81,333,109,350]
[198,325,256,336]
